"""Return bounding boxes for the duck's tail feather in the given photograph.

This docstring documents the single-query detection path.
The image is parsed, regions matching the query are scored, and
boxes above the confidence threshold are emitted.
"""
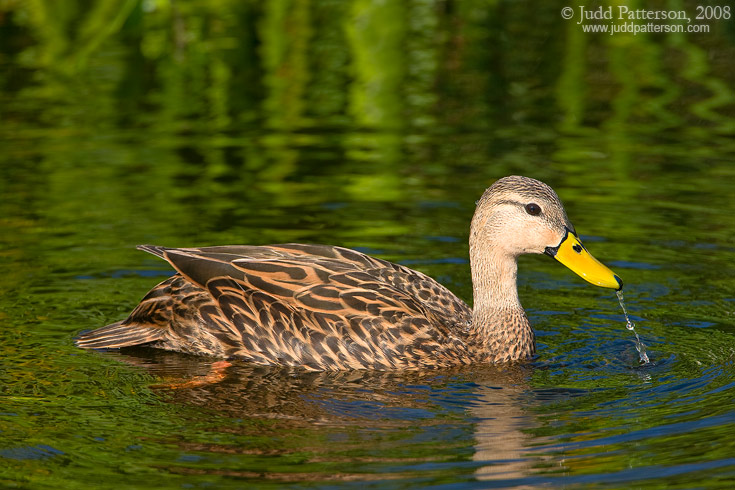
[75,321,165,349]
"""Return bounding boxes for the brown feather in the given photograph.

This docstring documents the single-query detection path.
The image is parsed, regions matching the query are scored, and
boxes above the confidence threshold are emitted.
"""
[77,244,475,370]
[77,176,615,371]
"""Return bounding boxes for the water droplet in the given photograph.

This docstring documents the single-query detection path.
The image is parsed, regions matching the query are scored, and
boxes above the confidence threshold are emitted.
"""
[616,290,649,364]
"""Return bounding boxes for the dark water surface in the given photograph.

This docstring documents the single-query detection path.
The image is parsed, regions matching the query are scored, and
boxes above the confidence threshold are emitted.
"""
[2,1,735,488]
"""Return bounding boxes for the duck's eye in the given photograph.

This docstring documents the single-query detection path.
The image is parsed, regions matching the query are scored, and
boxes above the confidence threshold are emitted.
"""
[525,203,542,216]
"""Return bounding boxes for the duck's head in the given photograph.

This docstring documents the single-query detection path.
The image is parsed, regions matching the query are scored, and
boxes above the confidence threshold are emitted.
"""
[471,175,622,290]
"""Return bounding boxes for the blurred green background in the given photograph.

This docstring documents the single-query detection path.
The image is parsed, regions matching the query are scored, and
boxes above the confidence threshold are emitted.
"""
[1,1,735,488]
[2,0,734,321]
[2,0,734,278]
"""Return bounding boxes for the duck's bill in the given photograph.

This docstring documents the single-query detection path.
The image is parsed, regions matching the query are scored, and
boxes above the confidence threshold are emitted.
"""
[545,229,623,290]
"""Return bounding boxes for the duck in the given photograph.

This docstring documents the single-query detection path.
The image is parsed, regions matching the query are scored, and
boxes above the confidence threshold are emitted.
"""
[76,176,622,371]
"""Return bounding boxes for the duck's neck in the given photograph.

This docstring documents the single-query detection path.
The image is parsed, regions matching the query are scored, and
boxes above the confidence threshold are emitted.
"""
[468,245,535,362]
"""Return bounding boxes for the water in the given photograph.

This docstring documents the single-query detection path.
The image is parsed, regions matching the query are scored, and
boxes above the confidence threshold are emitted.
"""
[616,290,650,365]
[2,1,735,488]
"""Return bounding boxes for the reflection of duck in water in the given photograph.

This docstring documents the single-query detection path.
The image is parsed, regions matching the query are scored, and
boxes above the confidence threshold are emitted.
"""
[110,349,544,482]
[77,176,622,370]
[114,349,533,421]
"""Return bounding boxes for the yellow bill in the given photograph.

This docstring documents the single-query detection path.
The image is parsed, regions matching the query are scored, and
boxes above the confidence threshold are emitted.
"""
[545,229,623,290]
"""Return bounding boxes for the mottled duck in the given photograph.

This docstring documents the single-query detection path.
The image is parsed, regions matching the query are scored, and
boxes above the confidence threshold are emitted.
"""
[77,176,622,370]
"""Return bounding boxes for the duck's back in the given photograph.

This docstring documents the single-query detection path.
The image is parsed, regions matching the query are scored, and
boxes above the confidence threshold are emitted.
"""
[76,244,474,370]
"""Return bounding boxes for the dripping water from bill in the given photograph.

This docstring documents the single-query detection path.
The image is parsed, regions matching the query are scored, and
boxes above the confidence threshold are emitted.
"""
[616,290,649,364]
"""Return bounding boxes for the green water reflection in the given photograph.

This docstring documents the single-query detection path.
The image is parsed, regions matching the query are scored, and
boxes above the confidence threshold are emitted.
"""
[1,0,735,488]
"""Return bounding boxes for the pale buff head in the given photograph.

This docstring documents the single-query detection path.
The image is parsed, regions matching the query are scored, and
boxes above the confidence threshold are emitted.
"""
[470,175,574,258]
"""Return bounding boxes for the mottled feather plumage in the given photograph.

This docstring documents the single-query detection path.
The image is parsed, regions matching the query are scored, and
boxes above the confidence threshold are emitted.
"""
[77,176,609,371]
[78,244,476,370]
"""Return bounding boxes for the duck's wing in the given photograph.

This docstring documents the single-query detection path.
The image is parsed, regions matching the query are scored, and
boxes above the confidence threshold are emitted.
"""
[79,244,472,370]
[159,243,468,315]
[163,244,472,369]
